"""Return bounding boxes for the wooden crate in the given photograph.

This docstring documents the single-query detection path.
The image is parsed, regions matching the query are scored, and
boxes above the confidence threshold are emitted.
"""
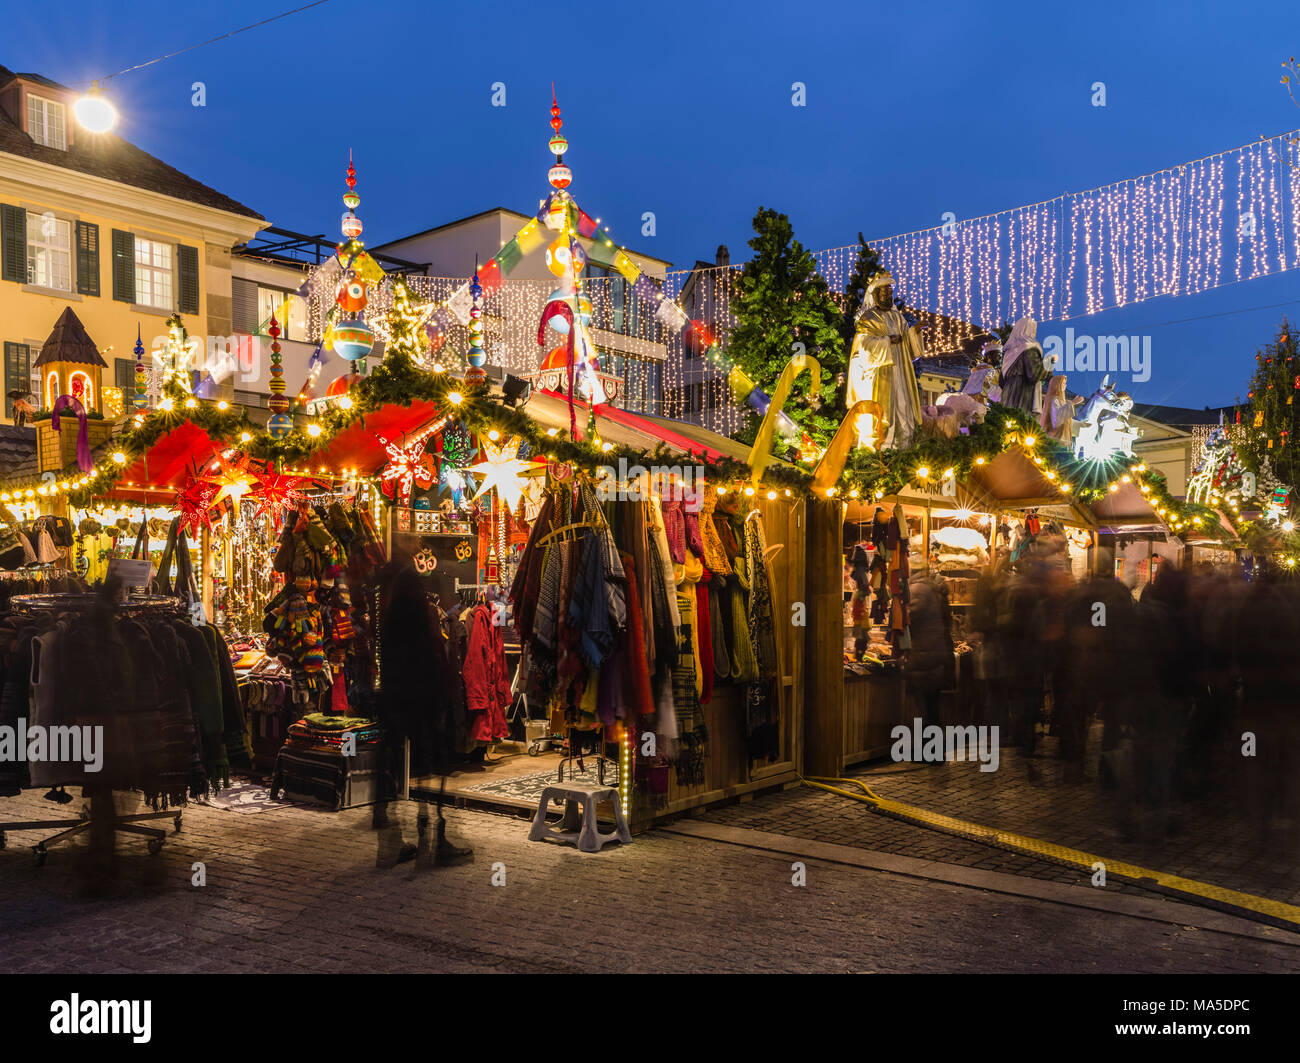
[36,418,115,474]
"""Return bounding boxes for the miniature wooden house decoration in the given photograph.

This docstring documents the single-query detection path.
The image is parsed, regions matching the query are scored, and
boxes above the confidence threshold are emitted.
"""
[33,307,107,413]
[33,307,115,472]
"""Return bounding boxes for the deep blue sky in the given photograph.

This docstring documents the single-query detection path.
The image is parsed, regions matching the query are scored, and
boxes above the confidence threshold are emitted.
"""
[14,0,1300,408]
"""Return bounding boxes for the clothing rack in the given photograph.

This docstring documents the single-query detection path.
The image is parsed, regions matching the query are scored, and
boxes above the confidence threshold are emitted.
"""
[536,519,598,547]
[0,591,187,864]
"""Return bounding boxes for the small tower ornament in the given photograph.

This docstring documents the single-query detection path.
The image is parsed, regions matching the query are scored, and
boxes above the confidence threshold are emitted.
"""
[331,152,374,371]
[267,312,292,437]
[132,324,149,410]
[547,89,571,192]
[464,262,488,392]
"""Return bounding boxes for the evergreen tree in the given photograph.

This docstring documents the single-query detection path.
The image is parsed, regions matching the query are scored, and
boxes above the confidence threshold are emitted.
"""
[1243,318,1300,487]
[839,232,882,348]
[728,207,846,444]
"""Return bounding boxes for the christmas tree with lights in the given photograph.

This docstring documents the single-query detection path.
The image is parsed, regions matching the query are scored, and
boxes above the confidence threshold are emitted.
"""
[1243,319,1300,488]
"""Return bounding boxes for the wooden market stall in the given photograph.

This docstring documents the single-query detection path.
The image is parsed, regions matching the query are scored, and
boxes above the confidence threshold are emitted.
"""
[804,446,1102,776]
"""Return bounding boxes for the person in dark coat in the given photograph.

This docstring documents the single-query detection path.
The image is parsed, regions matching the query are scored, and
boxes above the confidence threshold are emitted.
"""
[905,574,954,731]
[373,561,472,868]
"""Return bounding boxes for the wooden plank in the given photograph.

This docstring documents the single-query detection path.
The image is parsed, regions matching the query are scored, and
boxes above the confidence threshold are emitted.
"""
[803,497,845,777]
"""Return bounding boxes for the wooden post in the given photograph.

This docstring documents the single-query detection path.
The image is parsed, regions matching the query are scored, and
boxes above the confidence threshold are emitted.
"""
[804,497,845,777]
[200,524,212,621]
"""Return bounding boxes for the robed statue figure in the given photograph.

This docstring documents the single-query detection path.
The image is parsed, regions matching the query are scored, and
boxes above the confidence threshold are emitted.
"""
[846,270,924,449]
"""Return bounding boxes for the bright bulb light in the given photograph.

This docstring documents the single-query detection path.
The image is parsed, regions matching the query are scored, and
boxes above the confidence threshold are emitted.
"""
[307,423,322,438]
[74,85,117,133]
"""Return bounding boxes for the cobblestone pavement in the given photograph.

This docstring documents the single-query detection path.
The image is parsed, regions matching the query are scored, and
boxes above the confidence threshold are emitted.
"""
[0,788,1298,973]
[703,731,1300,909]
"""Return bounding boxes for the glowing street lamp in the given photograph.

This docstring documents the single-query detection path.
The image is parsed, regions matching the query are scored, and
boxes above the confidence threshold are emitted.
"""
[74,83,117,133]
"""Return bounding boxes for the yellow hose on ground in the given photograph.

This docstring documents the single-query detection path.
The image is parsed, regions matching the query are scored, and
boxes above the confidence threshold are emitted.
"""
[799,775,1300,933]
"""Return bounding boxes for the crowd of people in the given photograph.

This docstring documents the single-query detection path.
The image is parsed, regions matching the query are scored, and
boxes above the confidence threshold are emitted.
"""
[907,553,1300,844]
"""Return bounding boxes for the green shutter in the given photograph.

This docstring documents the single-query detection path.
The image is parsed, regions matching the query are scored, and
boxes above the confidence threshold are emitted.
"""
[114,358,135,392]
[111,229,135,302]
[177,244,199,314]
[75,221,100,296]
[1,205,25,283]
[4,342,32,418]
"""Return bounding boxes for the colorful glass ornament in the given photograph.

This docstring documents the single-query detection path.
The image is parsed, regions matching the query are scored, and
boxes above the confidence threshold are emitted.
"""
[545,237,585,277]
[337,278,367,312]
[465,266,488,389]
[267,312,293,437]
[332,320,374,362]
[132,324,148,410]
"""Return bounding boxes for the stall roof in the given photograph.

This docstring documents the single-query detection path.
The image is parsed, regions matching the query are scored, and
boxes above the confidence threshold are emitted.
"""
[1089,480,1166,528]
[525,393,754,464]
[967,448,1065,509]
[301,400,443,476]
[110,421,226,503]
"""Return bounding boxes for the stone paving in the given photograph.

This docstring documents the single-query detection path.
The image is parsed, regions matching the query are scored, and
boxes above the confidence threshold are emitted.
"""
[0,786,1298,973]
[703,732,1300,910]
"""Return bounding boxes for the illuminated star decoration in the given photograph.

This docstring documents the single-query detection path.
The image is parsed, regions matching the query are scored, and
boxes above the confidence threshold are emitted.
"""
[467,436,531,514]
[251,471,312,530]
[174,474,218,536]
[375,426,439,505]
[203,450,259,510]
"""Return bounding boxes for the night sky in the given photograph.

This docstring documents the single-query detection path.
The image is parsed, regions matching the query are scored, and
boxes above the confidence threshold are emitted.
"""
[14,0,1300,408]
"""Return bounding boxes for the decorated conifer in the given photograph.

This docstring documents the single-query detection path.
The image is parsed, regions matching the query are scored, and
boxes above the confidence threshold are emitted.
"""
[728,207,845,443]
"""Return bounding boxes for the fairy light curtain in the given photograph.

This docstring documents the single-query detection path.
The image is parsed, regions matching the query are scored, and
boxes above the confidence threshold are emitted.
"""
[302,129,1300,432]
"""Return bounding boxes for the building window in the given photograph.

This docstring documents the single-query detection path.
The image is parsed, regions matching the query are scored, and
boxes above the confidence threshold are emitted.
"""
[26,94,66,151]
[134,238,173,310]
[25,211,72,291]
[256,287,308,342]
[3,342,34,418]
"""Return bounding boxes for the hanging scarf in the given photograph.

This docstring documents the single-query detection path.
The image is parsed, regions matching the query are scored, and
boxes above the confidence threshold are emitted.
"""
[744,513,780,681]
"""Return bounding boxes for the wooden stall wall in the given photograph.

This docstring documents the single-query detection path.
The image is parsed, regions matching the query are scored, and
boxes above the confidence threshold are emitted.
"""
[635,497,803,825]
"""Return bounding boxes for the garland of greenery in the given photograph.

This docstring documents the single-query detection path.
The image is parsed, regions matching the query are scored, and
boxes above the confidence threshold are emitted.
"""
[0,355,1231,542]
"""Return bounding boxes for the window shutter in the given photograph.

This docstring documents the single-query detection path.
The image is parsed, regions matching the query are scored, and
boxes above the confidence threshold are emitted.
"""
[114,358,135,392]
[111,230,135,302]
[4,342,31,418]
[1,205,25,283]
[177,244,199,314]
[76,221,100,296]
[232,278,258,333]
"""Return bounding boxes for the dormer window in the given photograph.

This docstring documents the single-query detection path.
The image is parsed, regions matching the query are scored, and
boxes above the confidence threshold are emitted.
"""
[27,94,67,150]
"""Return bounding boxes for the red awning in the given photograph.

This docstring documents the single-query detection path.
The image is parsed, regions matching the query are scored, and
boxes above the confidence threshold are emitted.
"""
[108,421,226,504]
[298,400,444,476]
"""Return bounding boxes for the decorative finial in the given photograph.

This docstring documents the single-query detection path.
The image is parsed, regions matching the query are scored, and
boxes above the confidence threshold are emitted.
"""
[547,89,571,190]
[342,151,361,233]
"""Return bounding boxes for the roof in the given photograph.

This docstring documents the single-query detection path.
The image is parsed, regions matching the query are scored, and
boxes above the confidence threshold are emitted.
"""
[0,65,264,221]
[32,307,106,369]
[0,425,37,480]
[375,206,674,267]
[1130,403,1235,427]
